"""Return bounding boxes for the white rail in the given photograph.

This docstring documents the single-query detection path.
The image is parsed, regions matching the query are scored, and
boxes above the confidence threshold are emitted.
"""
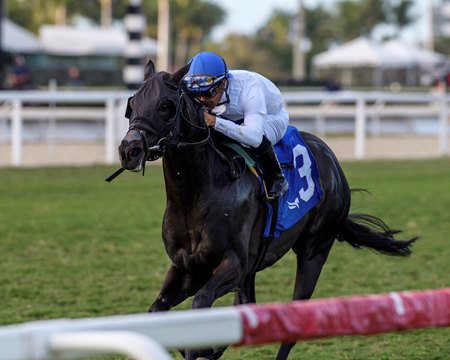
[0,90,132,166]
[283,90,450,159]
[50,331,172,360]
[0,307,241,360]
[0,90,449,166]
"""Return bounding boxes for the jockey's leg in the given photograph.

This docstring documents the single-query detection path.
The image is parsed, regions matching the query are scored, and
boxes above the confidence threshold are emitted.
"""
[255,135,288,198]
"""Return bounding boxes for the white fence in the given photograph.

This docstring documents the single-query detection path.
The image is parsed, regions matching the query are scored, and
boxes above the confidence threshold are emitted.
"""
[0,90,131,166]
[0,90,449,166]
[284,90,449,158]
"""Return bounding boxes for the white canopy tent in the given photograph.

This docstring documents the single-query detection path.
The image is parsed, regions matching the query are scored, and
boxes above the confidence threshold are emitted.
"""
[382,39,444,66]
[39,25,157,57]
[0,20,157,57]
[381,39,446,85]
[313,37,405,68]
[313,37,406,86]
[313,37,447,86]
[2,19,40,53]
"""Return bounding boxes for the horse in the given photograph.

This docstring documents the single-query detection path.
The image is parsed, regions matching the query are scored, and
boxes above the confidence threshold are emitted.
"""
[116,60,417,360]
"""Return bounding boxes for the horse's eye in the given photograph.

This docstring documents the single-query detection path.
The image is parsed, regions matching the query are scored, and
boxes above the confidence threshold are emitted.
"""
[157,99,175,121]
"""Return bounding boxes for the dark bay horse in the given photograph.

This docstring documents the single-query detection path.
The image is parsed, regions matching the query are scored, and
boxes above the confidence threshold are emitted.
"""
[117,60,417,360]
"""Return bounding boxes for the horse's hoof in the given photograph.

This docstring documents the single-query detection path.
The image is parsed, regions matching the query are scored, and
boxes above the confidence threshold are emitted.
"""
[195,358,210,360]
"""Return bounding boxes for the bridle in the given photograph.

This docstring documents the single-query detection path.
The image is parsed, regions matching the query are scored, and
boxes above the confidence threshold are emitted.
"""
[106,91,210,182]
[134,92,210,158]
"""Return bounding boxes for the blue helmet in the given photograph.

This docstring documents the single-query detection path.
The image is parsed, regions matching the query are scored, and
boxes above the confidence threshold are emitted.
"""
[183,52,229,92]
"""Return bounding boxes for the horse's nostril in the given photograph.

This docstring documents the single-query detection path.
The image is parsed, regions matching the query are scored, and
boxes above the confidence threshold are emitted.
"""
[129,147,142,159]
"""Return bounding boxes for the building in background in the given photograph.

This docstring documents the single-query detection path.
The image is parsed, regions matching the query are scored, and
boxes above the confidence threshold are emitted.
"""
[0,19,156,88]
[36,24,156,88]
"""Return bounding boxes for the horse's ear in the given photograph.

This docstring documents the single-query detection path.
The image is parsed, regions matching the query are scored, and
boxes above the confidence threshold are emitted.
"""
[144,59,156,80]
[168,63,191,86]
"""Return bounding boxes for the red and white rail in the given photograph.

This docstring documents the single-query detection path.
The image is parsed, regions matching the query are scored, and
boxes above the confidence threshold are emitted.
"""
[0,288,449,360]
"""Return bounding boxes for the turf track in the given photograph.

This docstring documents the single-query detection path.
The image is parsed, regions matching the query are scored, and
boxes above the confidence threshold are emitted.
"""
[0,158,449,359]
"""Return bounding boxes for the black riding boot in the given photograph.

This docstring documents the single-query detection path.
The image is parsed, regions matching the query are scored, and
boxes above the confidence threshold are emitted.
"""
[256,136,289,198]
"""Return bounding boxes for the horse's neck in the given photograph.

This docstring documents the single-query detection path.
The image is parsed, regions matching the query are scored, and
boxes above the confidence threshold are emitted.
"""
[163,146,217,201]
[163,98,223,201]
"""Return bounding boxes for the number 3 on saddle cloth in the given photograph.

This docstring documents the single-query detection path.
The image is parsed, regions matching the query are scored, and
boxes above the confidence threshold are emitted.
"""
[222,125,323,240]
[264,125,323,239]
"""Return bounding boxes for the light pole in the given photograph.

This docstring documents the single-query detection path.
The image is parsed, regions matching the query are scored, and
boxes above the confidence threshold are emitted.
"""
[426,1,434,51]
[157,0,170,71]
[292,0,305,81]
[100,0,112,28]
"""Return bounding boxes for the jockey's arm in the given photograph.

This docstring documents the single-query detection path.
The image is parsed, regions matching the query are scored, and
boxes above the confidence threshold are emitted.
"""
[210,79,266,148]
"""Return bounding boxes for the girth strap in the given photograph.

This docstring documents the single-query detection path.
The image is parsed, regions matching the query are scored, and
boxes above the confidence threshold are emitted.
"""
[248,199,278,275]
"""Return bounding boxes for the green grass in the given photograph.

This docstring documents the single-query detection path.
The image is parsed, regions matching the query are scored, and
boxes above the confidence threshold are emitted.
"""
[0,158,449,359]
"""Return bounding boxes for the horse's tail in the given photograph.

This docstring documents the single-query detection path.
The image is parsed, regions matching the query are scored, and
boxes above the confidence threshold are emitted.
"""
[337,213,418,256]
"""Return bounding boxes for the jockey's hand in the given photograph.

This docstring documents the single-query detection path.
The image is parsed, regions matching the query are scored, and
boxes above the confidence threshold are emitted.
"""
[204,111,216,127]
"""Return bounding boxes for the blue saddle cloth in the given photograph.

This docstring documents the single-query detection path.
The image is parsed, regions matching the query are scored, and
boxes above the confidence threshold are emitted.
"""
[264,126,323,238]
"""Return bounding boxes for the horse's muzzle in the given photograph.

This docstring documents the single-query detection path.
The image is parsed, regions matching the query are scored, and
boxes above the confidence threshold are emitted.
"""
[118,129,145,171]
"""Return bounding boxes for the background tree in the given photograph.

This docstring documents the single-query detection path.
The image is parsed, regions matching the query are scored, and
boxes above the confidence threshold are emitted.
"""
[303,5,335,79]
[6,0,130,32]
[5,0,423,80]
[7,0,65,33]
[215,0,418,81]
[170,0,225,68]
[332,0,386,40]
[385,0,417,37]
[208,34,278,78]
[254,9,292,79]
[434,37,450,56]
[222,6,335,80]
[331,0,416,42]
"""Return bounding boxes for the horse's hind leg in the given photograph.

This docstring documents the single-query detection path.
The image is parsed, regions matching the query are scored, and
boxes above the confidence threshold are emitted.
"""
[275,234,335,360]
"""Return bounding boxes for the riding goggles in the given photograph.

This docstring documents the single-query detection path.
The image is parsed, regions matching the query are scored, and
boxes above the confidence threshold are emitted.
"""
[183,74,226,91]
[193,83,223,99]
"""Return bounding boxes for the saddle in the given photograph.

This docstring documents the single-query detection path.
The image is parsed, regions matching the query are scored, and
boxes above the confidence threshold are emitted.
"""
[211,126,324,241]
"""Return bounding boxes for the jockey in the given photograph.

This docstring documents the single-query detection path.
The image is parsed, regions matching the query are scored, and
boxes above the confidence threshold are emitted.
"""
[182,51,289,199]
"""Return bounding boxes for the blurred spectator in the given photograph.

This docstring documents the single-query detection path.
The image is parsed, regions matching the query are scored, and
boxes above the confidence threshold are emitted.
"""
[8,55,34,90]
[325,76,342,92]
[66,66,85,87]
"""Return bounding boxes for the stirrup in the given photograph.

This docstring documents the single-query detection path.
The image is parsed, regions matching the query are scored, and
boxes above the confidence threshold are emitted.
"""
[266,178,289,200]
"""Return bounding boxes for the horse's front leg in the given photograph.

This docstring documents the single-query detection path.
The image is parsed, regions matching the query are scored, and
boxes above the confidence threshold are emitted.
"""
[193,251,243,309]
[149,264,200,312]
[185,251,244,360]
